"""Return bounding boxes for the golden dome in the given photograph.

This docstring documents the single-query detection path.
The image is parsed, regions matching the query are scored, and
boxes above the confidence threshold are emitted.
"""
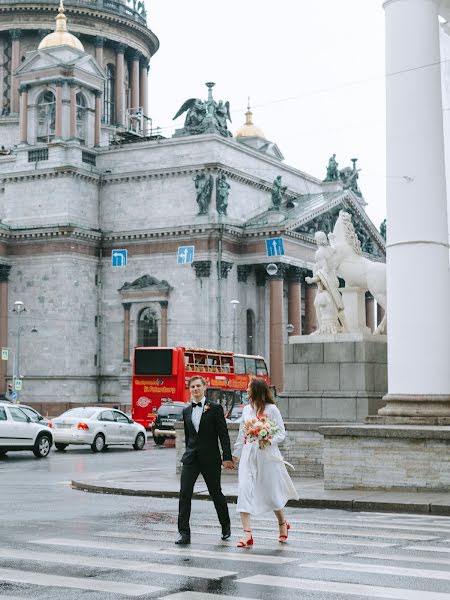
[235,101,265,139]
[38,0,84,51]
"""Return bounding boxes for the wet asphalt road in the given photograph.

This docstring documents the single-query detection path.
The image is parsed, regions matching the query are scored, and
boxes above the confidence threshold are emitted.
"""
[1,442,450,600]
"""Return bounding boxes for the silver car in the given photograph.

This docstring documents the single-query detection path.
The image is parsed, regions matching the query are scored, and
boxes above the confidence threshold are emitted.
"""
[52,407,146,453]
[0,401,53,458]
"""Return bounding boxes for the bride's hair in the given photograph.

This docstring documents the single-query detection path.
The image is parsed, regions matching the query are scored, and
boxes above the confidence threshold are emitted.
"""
[248,377,274,416]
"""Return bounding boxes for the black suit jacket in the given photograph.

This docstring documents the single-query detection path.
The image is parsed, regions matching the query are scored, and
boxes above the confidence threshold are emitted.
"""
[182,401,232,466]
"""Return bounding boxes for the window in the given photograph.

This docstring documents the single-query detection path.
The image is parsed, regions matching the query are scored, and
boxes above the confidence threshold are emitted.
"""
[256,358,268,376]
[103,64,115,125]
[28,148,48,162]
[138,307,159,347]
[114,411,129,423]
[246,309,255,355]
[234,356,245,374]
[9,407,28,422]
[0,407,6,421]
[20,407,39,422]
[37,90,56,143]
[76,93,87,143]
[245,358,257,375]
[98,410,115,421]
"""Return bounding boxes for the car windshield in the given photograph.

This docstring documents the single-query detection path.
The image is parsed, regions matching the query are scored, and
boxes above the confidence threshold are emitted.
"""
[58,408,97,418]
[157,405,184,418]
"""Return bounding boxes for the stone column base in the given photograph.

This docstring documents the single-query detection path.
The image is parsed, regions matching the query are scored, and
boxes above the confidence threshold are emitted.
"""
[378,394,450,421]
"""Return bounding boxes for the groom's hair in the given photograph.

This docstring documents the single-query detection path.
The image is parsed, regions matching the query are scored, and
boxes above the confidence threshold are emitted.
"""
[188,375,206,387]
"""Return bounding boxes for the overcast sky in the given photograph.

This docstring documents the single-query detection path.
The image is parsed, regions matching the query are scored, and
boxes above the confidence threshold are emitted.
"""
[147,0,387,229]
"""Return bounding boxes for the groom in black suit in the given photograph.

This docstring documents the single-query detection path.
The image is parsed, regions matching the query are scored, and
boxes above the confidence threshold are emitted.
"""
[176,375,234,545]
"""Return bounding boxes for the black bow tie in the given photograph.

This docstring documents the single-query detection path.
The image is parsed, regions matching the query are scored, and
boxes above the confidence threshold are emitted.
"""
[192,402,202,409]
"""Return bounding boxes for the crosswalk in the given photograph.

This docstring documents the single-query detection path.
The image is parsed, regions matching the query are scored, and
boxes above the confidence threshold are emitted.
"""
[1,509,450,599]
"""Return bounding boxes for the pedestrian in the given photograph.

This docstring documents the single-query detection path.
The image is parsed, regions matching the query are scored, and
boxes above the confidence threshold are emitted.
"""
[232,377,299,547]
[176,375,234,545]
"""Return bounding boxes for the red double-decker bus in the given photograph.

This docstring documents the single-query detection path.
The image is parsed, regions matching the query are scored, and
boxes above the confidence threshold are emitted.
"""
[131,346,270,429]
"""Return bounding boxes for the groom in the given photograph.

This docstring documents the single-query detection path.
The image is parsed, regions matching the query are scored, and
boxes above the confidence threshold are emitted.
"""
[176,375,234,545]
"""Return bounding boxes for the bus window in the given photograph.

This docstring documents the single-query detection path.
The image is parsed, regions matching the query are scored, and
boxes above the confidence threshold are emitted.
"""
[194,353,207,371]
[207,355,220,371]
[234,356,245,374]
[245,358,256,374]
[185,352,194,370]
[256,358,268,376]
[135,348,173,375]
[221,356,232,373]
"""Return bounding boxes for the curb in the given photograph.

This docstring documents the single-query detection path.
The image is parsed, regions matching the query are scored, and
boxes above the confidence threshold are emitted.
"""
[71,480,450,515]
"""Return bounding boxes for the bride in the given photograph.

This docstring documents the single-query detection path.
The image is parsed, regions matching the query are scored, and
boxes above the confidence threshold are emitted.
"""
[232,378,299,547]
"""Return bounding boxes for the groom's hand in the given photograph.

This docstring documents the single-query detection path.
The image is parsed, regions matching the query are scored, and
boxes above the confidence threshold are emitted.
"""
[223,460,234,470]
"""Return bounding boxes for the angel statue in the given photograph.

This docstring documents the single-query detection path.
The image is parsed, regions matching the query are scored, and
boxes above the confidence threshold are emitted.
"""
[193,173,213,215]
[173,99,207,133]
[214,100,232,137]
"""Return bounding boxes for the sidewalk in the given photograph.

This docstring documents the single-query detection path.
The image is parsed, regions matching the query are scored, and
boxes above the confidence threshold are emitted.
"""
[71,466,450,516]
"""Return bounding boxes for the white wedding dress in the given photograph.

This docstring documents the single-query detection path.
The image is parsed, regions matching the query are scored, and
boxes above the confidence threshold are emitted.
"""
[233,403,299,515]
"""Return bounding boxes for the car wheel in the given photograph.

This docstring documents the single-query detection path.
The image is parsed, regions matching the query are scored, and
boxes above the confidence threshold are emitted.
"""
[33,433,52,458]
[154,436,166,446]
[91,433,105,453]
[133,432,146,450]
[55,443,68,451]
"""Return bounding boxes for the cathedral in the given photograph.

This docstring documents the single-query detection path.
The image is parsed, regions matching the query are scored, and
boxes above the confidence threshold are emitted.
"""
[0,0,385,408]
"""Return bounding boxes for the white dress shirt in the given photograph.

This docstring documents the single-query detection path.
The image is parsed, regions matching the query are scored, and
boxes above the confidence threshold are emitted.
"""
[191,396,205,433]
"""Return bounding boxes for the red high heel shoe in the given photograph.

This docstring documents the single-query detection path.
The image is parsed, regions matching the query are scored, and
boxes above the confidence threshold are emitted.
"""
[279,521,290,543]
[237,530,253,548]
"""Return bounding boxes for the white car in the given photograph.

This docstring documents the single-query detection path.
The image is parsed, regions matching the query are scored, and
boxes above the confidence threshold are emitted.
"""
[0,401,53,458]
[52,407,146,452]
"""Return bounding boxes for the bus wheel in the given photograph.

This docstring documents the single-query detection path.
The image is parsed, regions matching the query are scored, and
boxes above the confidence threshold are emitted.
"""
[154,436,165,446]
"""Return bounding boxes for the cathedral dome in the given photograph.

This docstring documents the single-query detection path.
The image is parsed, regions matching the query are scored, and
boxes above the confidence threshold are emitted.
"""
[235,104,265,139]
[39,0,84,52]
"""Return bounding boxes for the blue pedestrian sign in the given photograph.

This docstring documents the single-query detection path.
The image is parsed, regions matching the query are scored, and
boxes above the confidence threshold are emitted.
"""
[11,391,17,401]
[266,237,285,257]
[112,249,127,267]
[177,246,195,264]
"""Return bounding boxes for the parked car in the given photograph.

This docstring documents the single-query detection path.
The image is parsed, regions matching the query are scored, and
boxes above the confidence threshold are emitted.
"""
[15,404,52,428]
[225,403,245,423]
[51,407,146,452]
[0,401,53,458]
[152,401,186,445]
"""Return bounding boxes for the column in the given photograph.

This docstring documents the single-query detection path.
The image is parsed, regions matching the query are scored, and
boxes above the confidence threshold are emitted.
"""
[19,85,29,144]
[95,36,105,68]
[159,301,168,346]
[55,79,64,139]
[122,303,131,362]
[10,30,21,114]
[377,303,385,327]
[287,266,303,336]
[269,264,288,393]
[0,265,11,393]
[68,80,76,139]
[380,0,450,417]
[114,43,126,126]
[365,292,375,332]
[304,271,317,334]
[94,90,102,146]
[129,50,140,111]
[139,58,149,116]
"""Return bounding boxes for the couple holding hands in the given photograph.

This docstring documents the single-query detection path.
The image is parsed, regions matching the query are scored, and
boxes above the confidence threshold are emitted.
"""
[176,375,299,547]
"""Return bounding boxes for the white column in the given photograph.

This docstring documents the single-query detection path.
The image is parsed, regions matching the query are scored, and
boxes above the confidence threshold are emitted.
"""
[381,0,450,413]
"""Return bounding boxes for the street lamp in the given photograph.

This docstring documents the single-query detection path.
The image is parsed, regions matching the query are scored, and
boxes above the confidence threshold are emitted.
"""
[11,300,28,399]
[230,299,240,353]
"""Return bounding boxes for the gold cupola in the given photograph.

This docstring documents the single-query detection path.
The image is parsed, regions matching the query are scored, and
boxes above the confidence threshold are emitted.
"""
[235,99,265,139]
[38,0,84,51]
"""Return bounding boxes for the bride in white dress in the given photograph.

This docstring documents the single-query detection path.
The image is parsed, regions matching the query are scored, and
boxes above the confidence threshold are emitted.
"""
[232,378,299,547]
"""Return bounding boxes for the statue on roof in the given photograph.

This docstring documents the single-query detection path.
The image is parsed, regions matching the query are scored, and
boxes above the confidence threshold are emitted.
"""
[324,153,339,182]
[173,82,232,138]
[340,158,362,196]
[271,175,287,209]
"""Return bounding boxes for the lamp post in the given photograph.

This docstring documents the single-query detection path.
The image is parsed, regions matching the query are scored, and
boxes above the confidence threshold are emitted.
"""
[230,299,240,353]
[11,300,27,399]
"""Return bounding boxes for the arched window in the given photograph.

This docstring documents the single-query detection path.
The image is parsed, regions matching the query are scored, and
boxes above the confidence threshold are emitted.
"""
[103,64,115,125]
[37,90,56,142]
[138,307,159,347]
[246,309,255,355]
[76,92,87,143]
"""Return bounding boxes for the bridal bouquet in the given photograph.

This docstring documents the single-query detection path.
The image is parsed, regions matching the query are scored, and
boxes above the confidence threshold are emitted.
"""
[243,414,281,449]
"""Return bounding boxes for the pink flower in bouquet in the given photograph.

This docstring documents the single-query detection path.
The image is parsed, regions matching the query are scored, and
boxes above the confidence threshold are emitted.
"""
[243,414,280,449]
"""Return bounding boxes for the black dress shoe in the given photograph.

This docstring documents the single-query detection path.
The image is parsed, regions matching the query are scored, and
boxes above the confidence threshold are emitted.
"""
[221,527,231,541]
[175,534,191,545]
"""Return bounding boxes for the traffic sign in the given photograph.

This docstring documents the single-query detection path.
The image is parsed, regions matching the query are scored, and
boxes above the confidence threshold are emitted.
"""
[14,378,22,391]
[177,246,195,264]
[11,391,17,401]
[1,348,8,361]
[111,249,127,267]
[266,237,285,257]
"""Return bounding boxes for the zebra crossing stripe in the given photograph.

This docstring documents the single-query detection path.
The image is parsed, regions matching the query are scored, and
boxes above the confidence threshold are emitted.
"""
[236,574,450,599]
[300,560,450,581]
[408,545,450,554]
[0,548,236,580]
[158,593,251,600]
[33,537,297,564]
[355,552,450,567]
[0,567,163,596]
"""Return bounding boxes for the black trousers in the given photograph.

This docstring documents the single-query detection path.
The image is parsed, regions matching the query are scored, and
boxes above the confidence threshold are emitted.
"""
[178,460,230,536]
